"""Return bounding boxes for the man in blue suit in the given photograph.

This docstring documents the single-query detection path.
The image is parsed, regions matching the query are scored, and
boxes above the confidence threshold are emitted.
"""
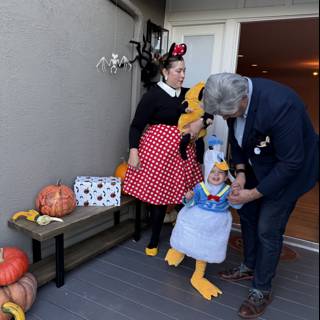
[190,73,319,318]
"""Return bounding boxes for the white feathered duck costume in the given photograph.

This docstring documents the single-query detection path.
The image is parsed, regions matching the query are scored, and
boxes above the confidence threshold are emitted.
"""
[165,135,242,300]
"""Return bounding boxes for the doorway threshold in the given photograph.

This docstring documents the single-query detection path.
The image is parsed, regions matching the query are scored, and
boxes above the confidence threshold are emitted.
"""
[232,223,319,253]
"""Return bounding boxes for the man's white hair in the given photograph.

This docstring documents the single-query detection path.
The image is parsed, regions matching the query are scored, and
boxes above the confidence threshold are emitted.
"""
[203,73,248,115]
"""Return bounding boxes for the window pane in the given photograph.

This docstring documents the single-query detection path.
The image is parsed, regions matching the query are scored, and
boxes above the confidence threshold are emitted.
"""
[183,35,214,87]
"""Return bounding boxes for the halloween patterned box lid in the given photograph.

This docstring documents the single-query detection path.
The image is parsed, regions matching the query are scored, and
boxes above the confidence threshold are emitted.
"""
[74,176,121,207]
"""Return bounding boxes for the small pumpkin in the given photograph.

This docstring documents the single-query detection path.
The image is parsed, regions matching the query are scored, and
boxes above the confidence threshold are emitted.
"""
[114,158,128,182]
[0,248,29,286]
[114,158,128,194]
[0,273,37,320]
[35,180,76,217]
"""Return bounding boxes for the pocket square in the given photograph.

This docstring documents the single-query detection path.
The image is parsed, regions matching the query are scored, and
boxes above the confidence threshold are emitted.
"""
[257,135,270,148]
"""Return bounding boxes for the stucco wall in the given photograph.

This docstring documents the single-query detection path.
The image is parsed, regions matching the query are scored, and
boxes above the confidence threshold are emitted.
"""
[131,0,166,26]
[0,0,165,256]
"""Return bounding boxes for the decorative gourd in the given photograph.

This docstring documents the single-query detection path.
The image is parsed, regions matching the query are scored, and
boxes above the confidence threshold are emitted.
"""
[35,180,76,217]
[114,158,128,194]
[1,302,25,320]
[0,273,37,320]
[0,248,29,286]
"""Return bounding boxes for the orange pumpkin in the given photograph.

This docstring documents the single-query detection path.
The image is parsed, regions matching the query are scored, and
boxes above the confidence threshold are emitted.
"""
[0,273,37,320]
[114,159,128,194]
[114,158,128,182]
[35,180,76,217]
[0,248,29,286]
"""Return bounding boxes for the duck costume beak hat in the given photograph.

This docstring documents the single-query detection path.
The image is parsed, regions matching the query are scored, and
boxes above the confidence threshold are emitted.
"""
[204,152,229,187]
[214,160,229,172]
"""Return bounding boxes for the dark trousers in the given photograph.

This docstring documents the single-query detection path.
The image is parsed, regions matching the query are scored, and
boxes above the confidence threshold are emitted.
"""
[238,169,297,291]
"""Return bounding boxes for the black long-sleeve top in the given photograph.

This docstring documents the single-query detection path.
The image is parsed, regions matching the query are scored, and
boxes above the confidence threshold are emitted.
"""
[129,84,189,148]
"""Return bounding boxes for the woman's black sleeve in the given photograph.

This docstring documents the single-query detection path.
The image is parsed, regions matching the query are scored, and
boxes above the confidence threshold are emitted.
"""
[129,92,155,148]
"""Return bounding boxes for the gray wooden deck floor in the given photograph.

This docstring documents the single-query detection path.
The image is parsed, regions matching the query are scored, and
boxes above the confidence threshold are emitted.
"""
[27,225,319,320]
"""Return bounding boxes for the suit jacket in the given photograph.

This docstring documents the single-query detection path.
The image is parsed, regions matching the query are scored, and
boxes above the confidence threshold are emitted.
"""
[228,78,319,202]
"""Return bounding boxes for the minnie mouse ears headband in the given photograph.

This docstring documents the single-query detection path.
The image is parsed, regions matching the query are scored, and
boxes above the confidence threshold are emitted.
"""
[168,42,187,57]
[160,43,187,66]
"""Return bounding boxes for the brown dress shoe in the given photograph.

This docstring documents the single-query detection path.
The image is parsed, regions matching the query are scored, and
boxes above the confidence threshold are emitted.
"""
[219,263,254,281]
[238,289,272,319]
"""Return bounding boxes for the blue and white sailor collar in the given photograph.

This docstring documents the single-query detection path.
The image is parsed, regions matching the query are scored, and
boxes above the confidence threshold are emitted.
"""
[157,81,181,97]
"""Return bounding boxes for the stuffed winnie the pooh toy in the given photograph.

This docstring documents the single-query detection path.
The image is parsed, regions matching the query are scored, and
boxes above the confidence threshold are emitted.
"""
[178,82,213,162]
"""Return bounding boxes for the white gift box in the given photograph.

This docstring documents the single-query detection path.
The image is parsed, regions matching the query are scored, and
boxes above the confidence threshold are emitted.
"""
[74,176,121,206]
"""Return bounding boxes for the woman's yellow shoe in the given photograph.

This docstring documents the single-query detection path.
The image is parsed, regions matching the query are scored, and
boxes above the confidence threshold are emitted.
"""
[145,247,158,256]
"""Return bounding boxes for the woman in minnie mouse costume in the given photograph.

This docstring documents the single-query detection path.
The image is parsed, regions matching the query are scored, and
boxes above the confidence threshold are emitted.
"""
[123,43,203,256]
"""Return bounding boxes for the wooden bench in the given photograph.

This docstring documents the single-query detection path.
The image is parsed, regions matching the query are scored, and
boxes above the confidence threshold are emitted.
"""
[8,195,141,288]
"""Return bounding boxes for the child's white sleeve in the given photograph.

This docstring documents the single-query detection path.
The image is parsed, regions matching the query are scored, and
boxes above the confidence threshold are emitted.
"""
[229,202,243,210]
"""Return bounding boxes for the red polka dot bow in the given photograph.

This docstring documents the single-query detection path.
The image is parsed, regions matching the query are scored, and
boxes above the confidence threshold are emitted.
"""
[172,43,187,57]
[207,195,220,202]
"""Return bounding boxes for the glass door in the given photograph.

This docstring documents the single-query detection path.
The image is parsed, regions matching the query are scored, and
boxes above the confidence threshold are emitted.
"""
[171,24,229,153]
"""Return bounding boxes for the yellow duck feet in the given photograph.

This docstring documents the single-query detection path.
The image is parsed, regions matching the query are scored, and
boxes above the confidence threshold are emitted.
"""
[145,247,158,256]
[190,260,222,300]
[165,248,185,266]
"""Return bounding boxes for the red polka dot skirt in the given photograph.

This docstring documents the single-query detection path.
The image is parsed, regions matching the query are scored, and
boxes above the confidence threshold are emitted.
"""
[123,124,203,205]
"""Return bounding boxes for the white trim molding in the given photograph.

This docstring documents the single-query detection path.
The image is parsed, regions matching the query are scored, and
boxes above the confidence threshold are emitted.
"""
[165,3,319,26]
[165,2,318,74]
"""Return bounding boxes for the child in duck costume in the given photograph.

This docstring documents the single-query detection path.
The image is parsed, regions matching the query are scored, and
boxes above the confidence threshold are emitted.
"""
[178,82,213,162]
[165,154,242,300]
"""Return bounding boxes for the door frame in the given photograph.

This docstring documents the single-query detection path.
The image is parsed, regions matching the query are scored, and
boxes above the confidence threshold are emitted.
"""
[165,3,318,75]
[164,3,319,248]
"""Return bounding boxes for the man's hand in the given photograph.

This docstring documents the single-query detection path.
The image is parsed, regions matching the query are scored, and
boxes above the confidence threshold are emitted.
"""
[183,118,204,138]
[231,173,246,196]
[228,188,262,204]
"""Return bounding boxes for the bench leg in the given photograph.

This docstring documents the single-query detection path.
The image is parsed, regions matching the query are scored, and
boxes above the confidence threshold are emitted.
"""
[113,210,120,226]
[32,239,42,263]
[134,200,141,242]
[55,234,64,288]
